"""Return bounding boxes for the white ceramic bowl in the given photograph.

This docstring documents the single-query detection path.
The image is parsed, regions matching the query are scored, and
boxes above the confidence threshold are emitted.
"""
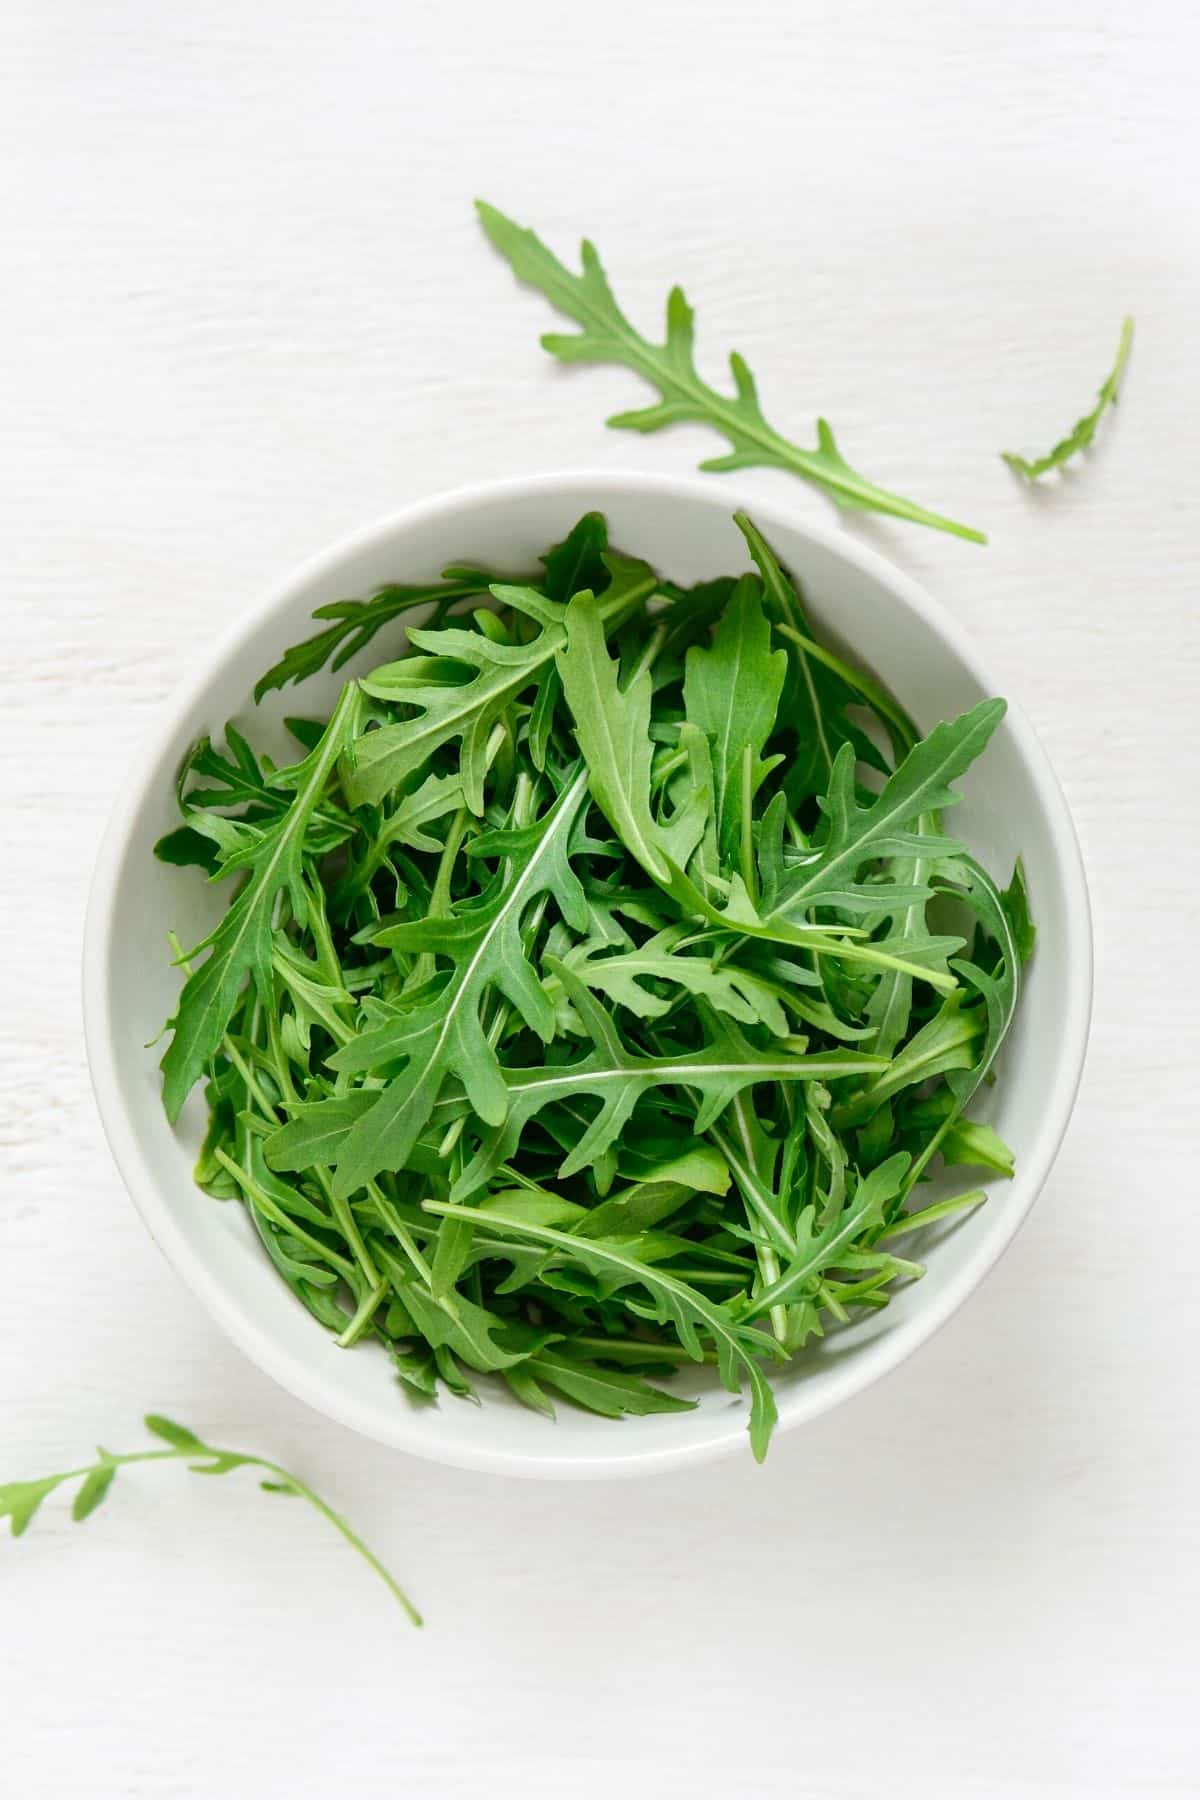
[84,471,1091,1478]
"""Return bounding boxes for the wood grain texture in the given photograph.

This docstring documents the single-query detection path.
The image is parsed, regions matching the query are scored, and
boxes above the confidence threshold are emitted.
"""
[2,0,1198,1794]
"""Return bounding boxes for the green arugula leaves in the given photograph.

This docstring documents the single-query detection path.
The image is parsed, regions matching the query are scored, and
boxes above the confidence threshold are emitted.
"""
[154,511,1027,1460]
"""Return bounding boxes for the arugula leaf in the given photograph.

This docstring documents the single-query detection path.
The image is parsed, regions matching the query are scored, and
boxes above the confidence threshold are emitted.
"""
[835,991,985,1129]
[153,824,221,874]
[261,1092,375,1171]
[901,855,1024,1195]
[751,1153,911,1313]
[378,1249,535,1373]
[254,578,485,700]
[477,201,985,544]
[771,699,1005,920]
[864,812,945,1060]
[539,510,611,601]
[513,1352,695,1420]
[2,1416,419,1625]
[940,1117,1015,1177]
[1003,317,1133,479]
[351,587,568,813]
[683,573,786,868]
[660,851,964,993]
[0,1473,70,1536]
[561,927,788,1035]
[160,683,363,1120]
[557,589,708,884]
[735,512,912,794]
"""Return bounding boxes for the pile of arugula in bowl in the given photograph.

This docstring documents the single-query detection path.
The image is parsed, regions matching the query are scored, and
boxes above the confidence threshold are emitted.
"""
[155,512,1031,1459]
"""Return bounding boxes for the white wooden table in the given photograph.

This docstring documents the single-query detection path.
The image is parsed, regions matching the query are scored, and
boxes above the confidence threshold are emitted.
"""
[3,2,1198,1793]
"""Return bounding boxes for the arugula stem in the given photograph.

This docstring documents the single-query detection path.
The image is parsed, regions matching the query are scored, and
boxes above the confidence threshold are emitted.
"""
[757,1246,789,1344]
[253,1459,421,1625]
[429,807,470,913]
[817,1282,850,1324]
[708,1114,797,1258]
[436,1116,468,1160]
[624,622,667,686]
[738,746,759,907]
[408,807,470,993]
[247,1000,381,1291]
[213,1148,359,1284]
[567,1334,705,1365]
[370,1187,436,1286]
[301,876,355,1010]
[328,1193,380,1288]
[52,1447,191,1480]
[224,1038,279,1120]
[708,1102,794,1342]
[335,1278,390,1347]
[878,1189,985,1239]
[774,623,918,755]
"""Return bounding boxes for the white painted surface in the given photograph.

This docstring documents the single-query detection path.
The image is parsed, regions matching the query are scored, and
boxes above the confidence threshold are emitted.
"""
[1,1,1197,1793]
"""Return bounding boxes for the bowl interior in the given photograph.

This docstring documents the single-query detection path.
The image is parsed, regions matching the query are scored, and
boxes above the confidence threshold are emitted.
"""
[85,474,1090,1477]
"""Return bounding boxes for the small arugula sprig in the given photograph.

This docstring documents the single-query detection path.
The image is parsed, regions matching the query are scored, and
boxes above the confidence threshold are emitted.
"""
[254,576,487,701]
[155,510,1030,1460]
[1003,317,1134,479]
[476,201,985,545]
[1,1414,421,1625]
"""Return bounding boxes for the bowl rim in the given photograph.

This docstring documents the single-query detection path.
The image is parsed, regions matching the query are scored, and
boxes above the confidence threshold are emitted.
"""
[83,467,1093,1479]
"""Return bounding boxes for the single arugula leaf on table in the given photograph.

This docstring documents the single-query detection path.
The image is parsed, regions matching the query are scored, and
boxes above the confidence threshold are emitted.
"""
[476,200,986,544]
[1003,317,1134,479]
[1,1415,420,1625]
